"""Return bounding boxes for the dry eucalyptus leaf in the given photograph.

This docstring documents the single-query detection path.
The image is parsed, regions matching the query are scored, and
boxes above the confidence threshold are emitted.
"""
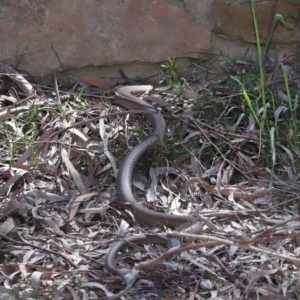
[0,217,14,236]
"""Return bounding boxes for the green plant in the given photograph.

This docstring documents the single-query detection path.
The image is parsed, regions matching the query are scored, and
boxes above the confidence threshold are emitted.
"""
[24,103,40,135]
[230,76,260,126]
[262,14,293,65]
[269,126,275,188]
[250,0,266,110]
[161,57,179,87]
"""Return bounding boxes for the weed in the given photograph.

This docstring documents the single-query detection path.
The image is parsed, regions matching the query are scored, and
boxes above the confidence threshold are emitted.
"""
[161,57,181,87]
[223,1,300,185]
[230,76,260,126]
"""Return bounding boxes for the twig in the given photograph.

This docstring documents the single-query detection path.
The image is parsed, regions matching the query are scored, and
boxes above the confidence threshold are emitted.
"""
[0,232,79,268]
[205,254,248,290]
[132,231,300,279]
[53,70,61,103]
[35,109,164,147]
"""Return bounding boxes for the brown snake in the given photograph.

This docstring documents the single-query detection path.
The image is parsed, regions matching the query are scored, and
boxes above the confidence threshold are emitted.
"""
[105,85,202,285]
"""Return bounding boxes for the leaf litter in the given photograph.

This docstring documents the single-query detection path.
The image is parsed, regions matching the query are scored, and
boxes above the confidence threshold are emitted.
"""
[0,56,299,300]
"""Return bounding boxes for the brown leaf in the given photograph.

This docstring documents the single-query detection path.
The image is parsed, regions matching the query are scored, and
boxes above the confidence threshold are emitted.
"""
[2,263,20,274]
[68,192,97,221]
[76,76,114,89]
[170,89,199,100]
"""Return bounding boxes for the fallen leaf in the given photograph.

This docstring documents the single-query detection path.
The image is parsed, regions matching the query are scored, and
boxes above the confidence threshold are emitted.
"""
[76,76,114,89]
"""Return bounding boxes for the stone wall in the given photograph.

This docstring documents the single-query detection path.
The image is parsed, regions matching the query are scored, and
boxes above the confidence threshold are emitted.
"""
[1,0,299,78]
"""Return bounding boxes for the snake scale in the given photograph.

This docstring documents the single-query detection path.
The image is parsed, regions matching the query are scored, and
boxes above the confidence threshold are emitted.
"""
[105,85,202,285]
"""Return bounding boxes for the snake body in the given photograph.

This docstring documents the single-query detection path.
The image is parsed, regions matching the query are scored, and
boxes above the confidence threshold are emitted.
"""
[105,86,202,284]
[114,85,200,228]
[105,233,171,285]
